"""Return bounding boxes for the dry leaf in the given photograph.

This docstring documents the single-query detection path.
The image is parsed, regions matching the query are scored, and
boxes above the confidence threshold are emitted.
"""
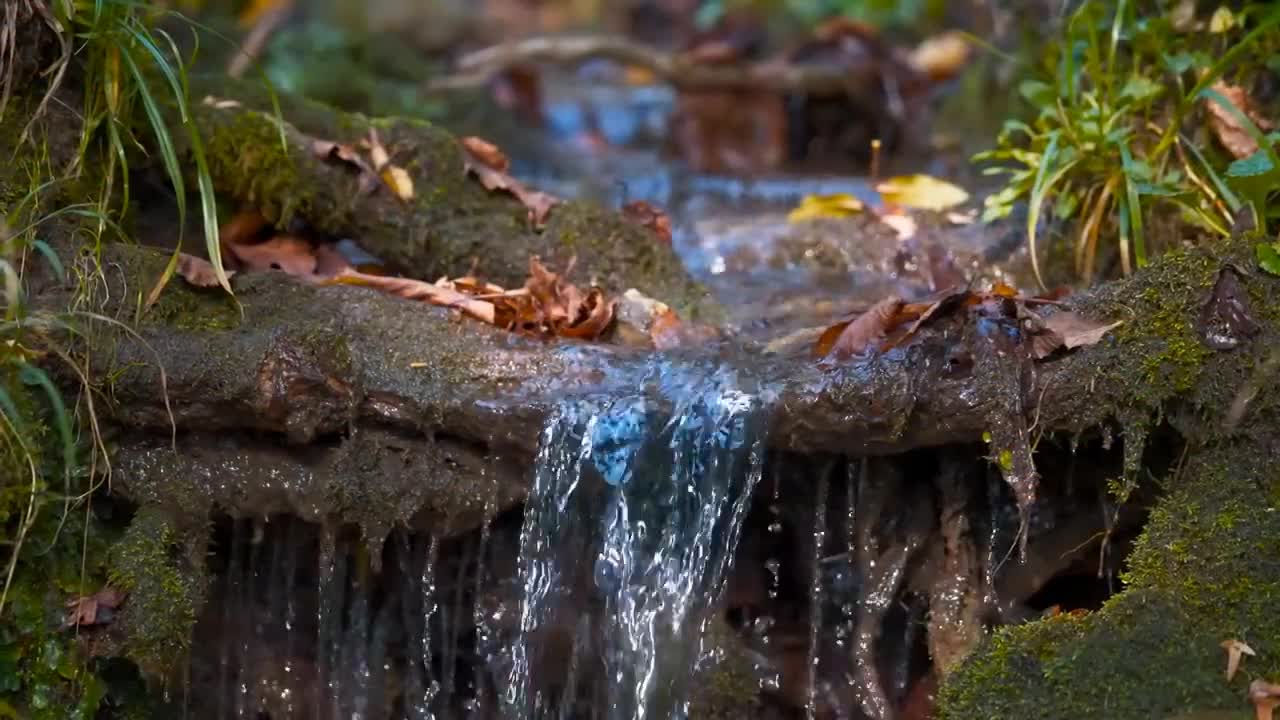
[381,165,415,202]
[876,174,970,211]
[219,208,271,249]
[1251,679,1280,720]
[313,243,354,278]
[787,193,866,223]
[1221,639,1256,681]
[1031,310,1124,359]
[324,270,498,325]
[621,200,672,244]
[63,586,126,629]
[817,295,904,361]
[462,142,562,228]
[1204,80,1274,160]
[312,138,380,195]
[224,234,319,277]
[176,253,233,288]
[460,136,510,172]
[909,30,971,82]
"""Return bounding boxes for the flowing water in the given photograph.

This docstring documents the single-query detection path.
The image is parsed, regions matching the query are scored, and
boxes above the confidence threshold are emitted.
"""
[505,354,772,720]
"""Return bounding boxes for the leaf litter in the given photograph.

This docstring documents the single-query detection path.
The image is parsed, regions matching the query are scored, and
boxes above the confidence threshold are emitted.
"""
[814,282,1117,364]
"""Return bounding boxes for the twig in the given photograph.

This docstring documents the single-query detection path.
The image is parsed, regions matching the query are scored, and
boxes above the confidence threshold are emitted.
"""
[227,0,295,79]
[431,34,894,97]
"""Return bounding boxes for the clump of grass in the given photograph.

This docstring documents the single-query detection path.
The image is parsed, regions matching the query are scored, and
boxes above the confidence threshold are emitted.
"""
[974,0,1280,289]
[0,0,211,714]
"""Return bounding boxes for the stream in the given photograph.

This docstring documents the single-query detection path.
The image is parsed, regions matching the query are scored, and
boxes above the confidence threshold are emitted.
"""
[166,64,1144,720]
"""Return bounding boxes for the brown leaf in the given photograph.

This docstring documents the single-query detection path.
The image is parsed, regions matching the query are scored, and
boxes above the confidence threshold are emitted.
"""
[1250,679,1280,720]
[558,288,616,340]
[219,208,271,251]
[462,143,562,228]
[323,270,497,325]
[176,253,234,288]
[63,586,126,629]
[312,139,373,174]
[1221,638,1256,682]
[313,243,354,278]
[884,288,972,349]
[817,295,904,361]
[1205,80,1275,160]
[312,138,380,195]
[224,234,319,277]
[1198,265,1260,350]
[460,136,510,172]
[621,200,672,245]
[1030,311,1124,360]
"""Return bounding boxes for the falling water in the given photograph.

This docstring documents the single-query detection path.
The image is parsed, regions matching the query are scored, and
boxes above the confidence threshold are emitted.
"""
[505,356,771,720]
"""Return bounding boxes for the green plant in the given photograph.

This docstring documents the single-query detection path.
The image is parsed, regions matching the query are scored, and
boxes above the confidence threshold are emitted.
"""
[974,0,1280,289]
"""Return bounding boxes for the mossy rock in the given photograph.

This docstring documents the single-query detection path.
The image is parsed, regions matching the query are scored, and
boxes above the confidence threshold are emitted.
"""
[105,508,208,681]
[938,440,1280,719]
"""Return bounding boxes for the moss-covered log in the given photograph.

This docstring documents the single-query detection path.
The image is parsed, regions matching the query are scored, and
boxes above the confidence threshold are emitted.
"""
[181,76,721,323]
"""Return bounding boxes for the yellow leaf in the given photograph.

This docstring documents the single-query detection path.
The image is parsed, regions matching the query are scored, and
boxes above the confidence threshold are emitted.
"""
[876,174,970,211]
[787,193,866,223]
[1208,6,1235,33]
[381,165,415,202]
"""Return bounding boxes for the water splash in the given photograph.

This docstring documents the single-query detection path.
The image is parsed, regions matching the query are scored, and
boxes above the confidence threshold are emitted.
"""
[505,357,770,720]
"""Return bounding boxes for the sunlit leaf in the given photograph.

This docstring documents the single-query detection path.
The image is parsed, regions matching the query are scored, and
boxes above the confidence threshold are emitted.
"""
[787,193,866,222]
[1220,638,1255,681]
[876,175,970,211]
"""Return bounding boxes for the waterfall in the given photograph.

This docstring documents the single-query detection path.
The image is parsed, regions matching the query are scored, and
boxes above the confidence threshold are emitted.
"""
[504,356,770,720]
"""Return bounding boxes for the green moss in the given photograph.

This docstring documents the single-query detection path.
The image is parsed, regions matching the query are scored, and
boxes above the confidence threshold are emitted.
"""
[106,509,207,680]
[939,442,1280,719]
[689,622,764,719]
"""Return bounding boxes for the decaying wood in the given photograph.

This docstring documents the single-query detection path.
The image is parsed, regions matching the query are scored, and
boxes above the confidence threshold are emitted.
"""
[432,34,890,98]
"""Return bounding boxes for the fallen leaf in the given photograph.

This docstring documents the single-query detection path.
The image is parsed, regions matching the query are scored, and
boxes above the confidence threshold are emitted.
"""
[224,234,319,277]
[558,287,616,340]
[1031,311,1124,359]
[323,270,497,325]
[313,243,354,278]
[176,253,234,288]
[621,200,672,244]
[876,174,970,211]
[364,128,391,170]
[909,30,971,82]
[219,208,271,249]
[1199,265,1261,350]
[787,193,866,223]
[312,138,380,194]
[312,139,373,174]
[892,288,972,345]
[1250,679,1280,720]
[1204,80,1274,160]
[816,295,904,361]
[462,142,562,228]
[381,165,415,202]
[460,136,510,172]
[63,586,126,629]
[1221,639,1256,681]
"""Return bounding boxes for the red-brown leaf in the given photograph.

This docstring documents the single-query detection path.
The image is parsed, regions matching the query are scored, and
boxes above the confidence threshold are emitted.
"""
[460,136,510,172]
[176,253,234,288]
[1030,310,1124,360]
[817,296,904,361]
[621,200,673,245]
[1205,80,1275,160]
[323,270,497,325]
[224,234,319,277]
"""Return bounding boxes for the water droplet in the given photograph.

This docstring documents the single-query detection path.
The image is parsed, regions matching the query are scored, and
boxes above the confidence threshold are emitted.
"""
[767,522,783,534]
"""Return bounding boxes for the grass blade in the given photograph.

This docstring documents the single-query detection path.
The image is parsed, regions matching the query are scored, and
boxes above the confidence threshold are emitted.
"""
[19,365,76,479]
[1026,131,1081,290]
[1119,141,1146,268]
